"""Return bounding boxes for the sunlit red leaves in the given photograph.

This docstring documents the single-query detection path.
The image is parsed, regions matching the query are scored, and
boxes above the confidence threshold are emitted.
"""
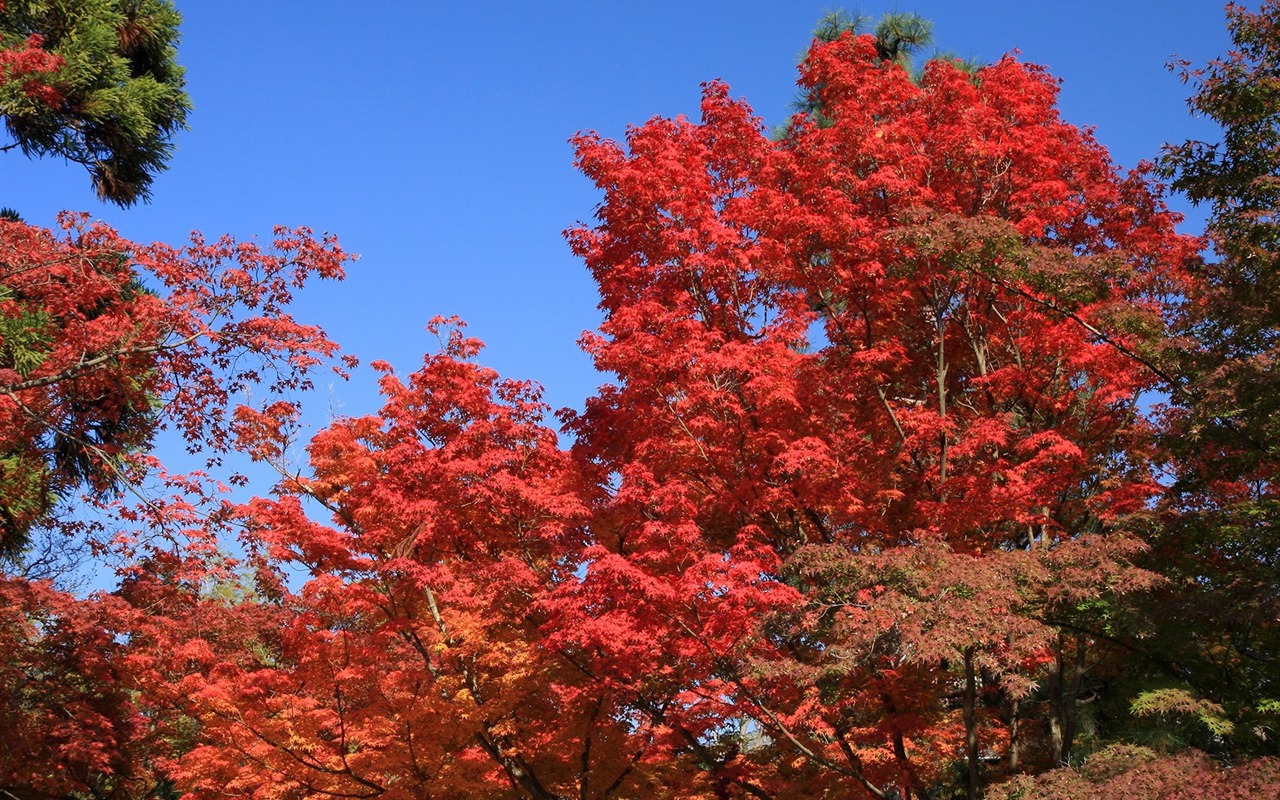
[13,26,1212,800]
[0,577,155,799]
[0,33,63,106]
[162,326,648,798]
[559,30,1192,796]
[0,213,350,553]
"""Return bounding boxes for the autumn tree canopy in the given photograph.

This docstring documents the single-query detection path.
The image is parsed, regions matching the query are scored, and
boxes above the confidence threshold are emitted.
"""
[3,4,1280,800]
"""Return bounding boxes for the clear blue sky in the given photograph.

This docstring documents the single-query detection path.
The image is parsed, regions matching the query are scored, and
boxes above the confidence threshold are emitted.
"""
[3,1,1234,430]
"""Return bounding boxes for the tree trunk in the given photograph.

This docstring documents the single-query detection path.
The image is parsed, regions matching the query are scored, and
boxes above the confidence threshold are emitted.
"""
[1008,695,1021,773]
[963,646,982,800]
[1048,634,1087,767]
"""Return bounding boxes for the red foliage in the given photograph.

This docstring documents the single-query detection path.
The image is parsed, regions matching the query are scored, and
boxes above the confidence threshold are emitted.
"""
[159,319,629,799]
[2,29,1212,800]
[0,33,64,107]
[988,745,1280,800]
[0,577,155,798]
[554,32,1193,796]
[0,213,350,546]
[0,213,350,796]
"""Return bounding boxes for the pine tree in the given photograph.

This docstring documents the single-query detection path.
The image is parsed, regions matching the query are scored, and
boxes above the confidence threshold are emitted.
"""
[0,0,190,206]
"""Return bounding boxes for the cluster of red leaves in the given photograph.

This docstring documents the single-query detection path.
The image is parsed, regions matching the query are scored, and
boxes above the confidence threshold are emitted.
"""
[4,24,1251,800]
[0,577,152,798]
[987,745,1280,800]
[141,32,1206,800]
[0,33,63,107]
[0,213,351,547]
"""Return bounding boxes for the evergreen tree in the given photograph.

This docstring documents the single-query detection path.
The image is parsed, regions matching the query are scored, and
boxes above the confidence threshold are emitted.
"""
[1138,0,1280,758]
[793,10,977,127]
[0,0,190,206]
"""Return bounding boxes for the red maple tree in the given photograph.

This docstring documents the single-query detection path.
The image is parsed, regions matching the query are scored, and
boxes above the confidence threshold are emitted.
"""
[11,13,1280,800]
[150,29,1202,800]
[0,212,350,549]
[553,32,1195,798]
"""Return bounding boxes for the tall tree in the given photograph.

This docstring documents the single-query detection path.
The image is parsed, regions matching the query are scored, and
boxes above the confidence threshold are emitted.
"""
[177,21,1193,800]
[34,8,1280,800]
[559,26,1194,796]
[0,0,190,205]
[1137,0,1280,757]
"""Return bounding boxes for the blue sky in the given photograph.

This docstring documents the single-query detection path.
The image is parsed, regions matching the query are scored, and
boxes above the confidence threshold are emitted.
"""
[3,1,1234,432]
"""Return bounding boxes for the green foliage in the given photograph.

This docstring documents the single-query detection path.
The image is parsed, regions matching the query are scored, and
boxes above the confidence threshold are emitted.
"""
[872,10,934,67]
[811,8,870,43]
[0,0,190,205]
[808,8,933,64]
[1133,1,1280,767]
[1159,0,1280,468]
[0,284,56,557]
[0,288,51,377]
[0,452,53,558]
[789,8,980,137]
[1130,686,1235,740]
